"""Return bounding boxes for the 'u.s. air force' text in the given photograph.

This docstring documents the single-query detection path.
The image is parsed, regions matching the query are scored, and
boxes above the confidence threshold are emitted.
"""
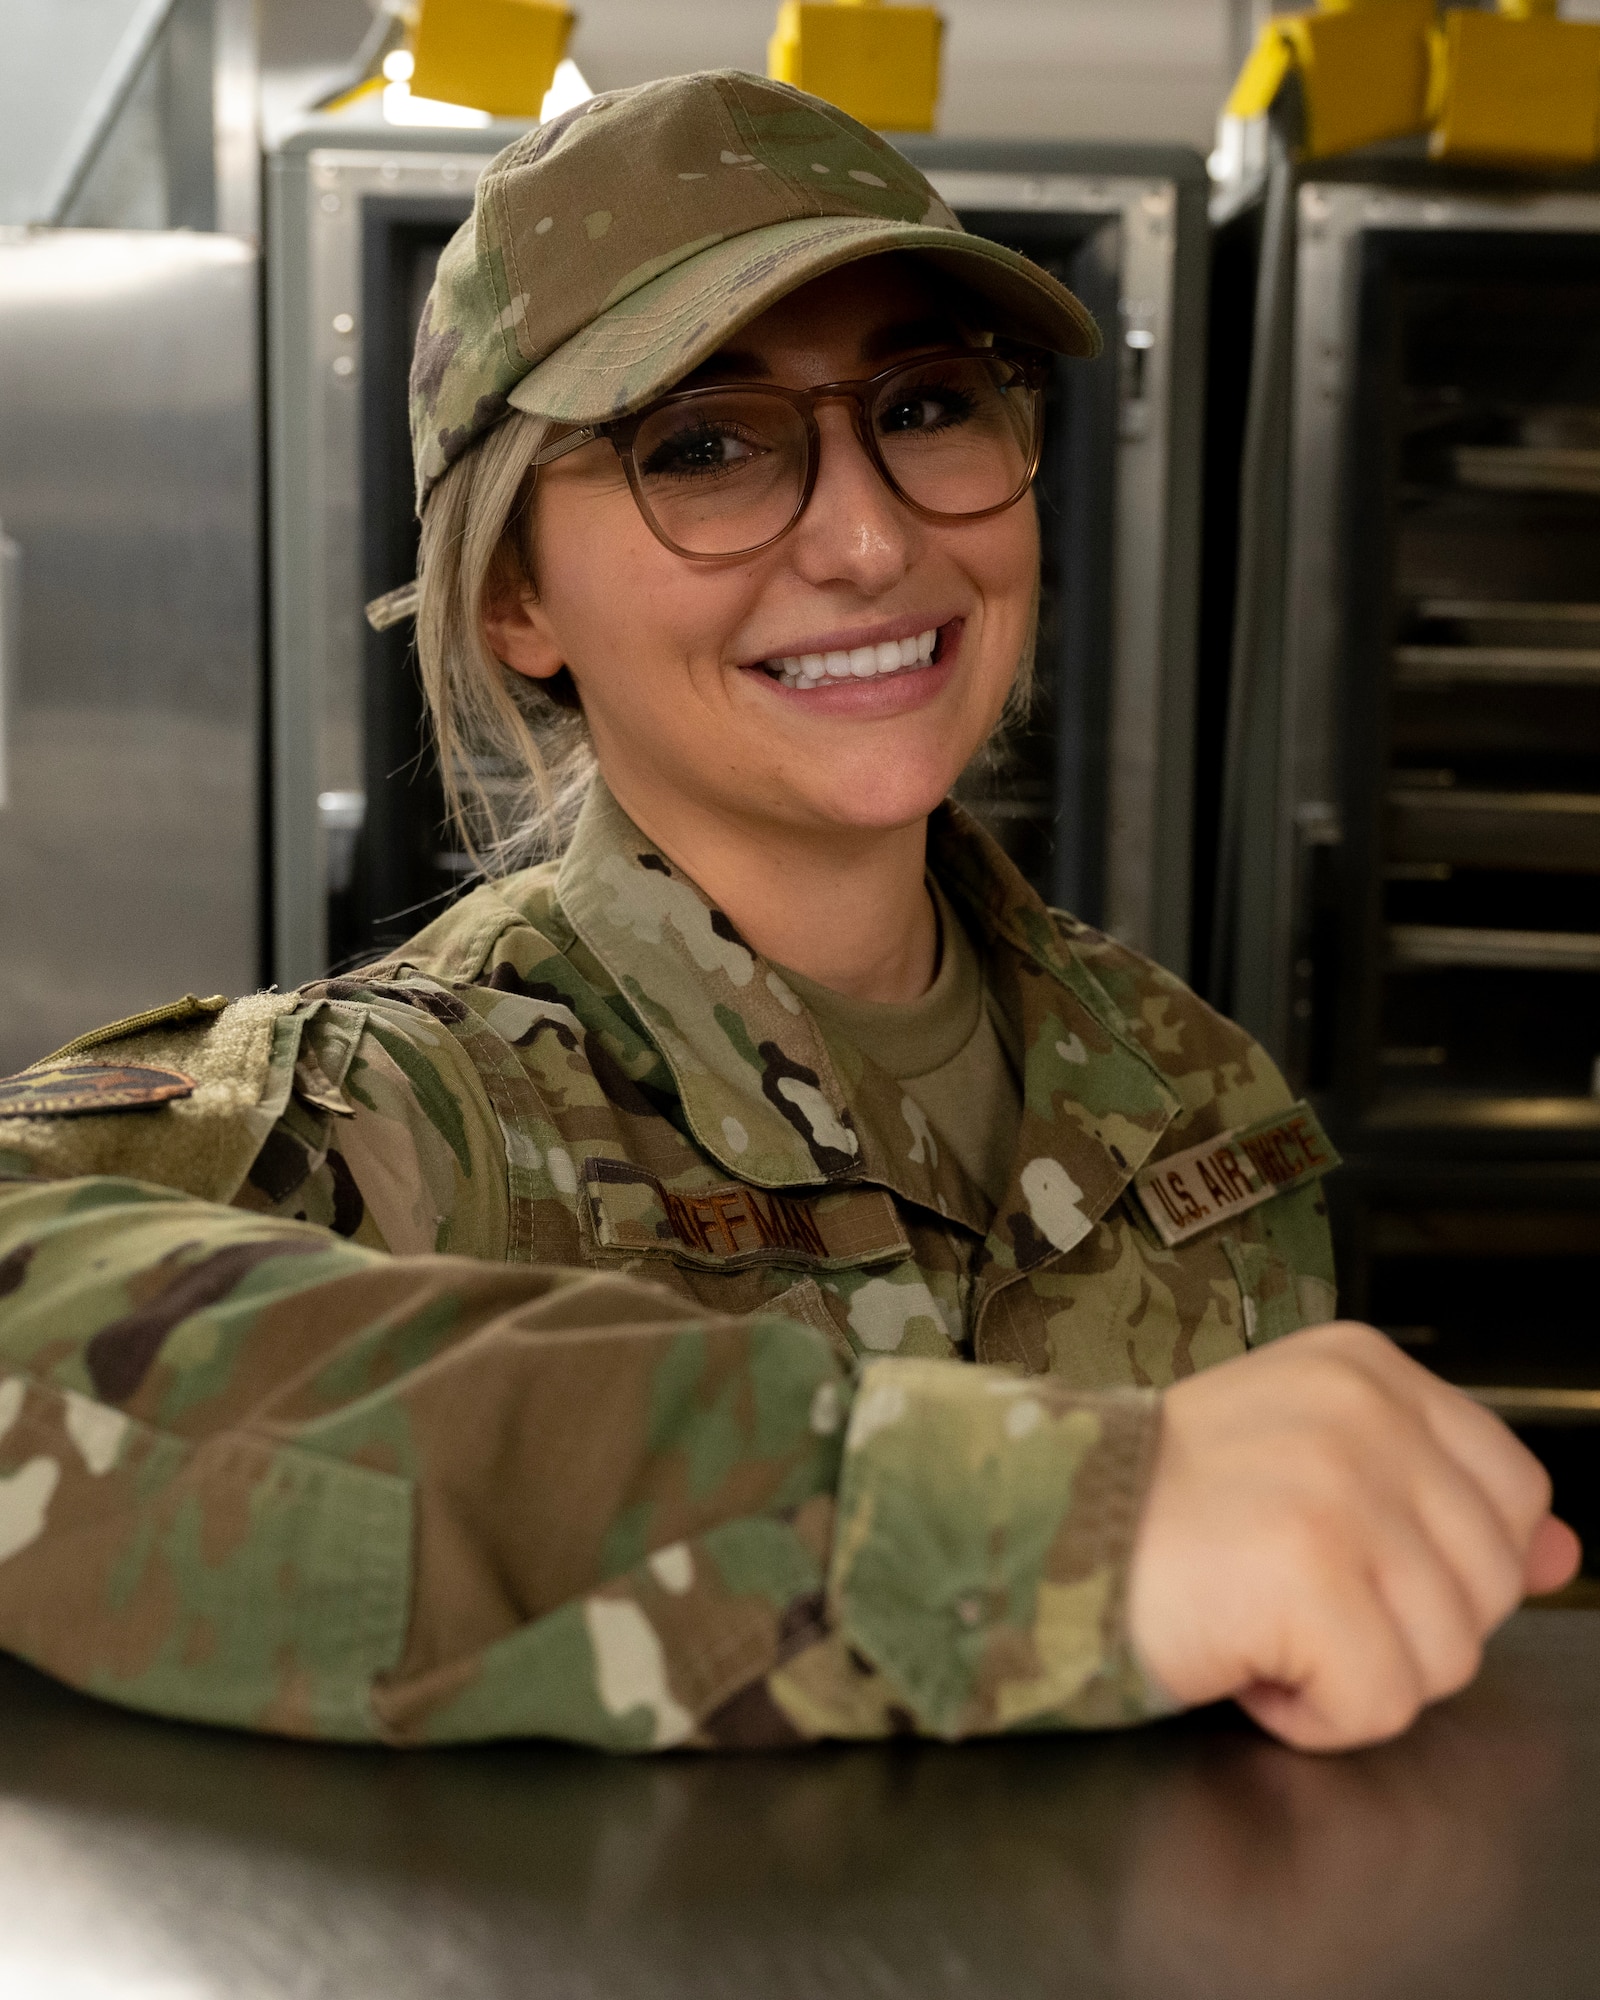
[1134,1104,1338,1249]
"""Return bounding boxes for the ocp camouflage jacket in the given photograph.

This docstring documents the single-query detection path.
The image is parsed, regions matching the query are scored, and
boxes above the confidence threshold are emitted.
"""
[0,783,1336,1748]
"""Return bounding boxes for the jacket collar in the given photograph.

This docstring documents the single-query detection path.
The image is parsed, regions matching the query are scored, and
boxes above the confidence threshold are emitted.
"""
[556,781,1179,1258]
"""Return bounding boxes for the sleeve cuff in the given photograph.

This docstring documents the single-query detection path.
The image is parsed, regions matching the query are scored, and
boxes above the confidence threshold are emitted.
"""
[827,1357,1164,1738]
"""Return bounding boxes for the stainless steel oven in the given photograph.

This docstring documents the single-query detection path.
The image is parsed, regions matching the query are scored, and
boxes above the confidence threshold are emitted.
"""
[267,127,1210,985]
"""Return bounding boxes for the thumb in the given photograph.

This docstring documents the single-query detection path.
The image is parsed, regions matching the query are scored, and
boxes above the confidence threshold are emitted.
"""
[1524,1513,1582,1598]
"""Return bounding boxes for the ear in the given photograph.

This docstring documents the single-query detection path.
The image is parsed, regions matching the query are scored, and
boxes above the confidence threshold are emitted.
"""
[482,577,567,685]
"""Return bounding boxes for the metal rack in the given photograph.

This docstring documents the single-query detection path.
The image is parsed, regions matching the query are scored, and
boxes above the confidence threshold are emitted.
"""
[1219,164,1600,1423]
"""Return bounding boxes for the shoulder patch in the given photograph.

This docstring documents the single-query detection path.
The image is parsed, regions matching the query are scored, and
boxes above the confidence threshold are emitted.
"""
[1134,1101,1339,1248]
[0,1062,196,1118]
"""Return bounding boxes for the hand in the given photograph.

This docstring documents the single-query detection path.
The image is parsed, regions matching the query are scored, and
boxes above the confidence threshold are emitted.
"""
[1125,1321,1582,1751]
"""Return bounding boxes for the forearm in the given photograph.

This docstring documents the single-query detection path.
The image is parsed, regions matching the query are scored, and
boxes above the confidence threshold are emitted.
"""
[0,1173,1164,1746]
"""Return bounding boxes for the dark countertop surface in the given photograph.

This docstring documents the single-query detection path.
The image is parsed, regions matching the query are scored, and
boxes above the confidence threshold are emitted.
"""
[1,1609,1596,1999]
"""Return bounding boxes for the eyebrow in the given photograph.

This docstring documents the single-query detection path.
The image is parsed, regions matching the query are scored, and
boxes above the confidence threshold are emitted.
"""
[680,315,973,387]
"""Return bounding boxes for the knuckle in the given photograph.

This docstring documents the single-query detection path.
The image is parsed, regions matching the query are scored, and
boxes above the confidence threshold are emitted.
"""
[1288,1416,1384,1504]
[1292,1424,1377,1510]
[1477,1551,1524,1628]
[1263,1498,1356,1591]
[1510,1445,1554,1523]
[1360,1677,1424,1745]
[1422,1623,1483,1701]
[1300,1350,1400,1430]
[1312,1320,1395,1367]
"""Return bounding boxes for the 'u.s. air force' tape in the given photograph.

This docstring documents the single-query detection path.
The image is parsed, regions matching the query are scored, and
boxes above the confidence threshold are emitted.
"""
[1133,1101,1339,1248]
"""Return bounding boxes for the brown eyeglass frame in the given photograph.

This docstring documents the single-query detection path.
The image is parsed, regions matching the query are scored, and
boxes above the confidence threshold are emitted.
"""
[531,342,1052,561]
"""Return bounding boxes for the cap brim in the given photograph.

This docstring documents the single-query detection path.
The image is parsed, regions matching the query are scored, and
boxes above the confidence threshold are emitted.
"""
[505,213,1101,427]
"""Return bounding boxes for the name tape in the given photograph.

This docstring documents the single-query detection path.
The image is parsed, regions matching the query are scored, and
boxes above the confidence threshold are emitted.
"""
[584,1157,908,1267]
[1133,1102,1339,1248]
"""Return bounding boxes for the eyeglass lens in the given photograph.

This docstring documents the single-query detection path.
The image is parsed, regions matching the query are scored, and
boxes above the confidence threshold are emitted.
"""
[627,352,1040,558]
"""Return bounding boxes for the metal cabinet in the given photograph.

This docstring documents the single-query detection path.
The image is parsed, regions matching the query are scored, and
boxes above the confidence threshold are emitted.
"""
[0,228,261,1073]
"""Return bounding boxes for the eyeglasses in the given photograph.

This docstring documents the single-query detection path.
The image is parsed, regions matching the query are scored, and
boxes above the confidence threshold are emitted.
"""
[532,343,1050,561]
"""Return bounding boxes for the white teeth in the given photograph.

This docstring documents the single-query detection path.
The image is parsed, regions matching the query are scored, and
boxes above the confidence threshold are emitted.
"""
[768,626,941,688]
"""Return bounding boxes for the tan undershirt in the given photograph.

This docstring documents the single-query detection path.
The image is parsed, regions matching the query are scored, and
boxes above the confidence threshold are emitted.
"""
[774,879,1023,1208]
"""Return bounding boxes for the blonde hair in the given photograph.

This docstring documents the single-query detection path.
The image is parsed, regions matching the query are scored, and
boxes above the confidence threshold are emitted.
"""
[416,411,595,871]
[415,414,1041,874]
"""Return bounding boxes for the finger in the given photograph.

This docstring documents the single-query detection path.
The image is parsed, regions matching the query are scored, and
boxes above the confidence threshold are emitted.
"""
[1403,1436,1529,1634]
[1303,1349,1529,1637]
[1411,1381,1553,1551]
[1237,1551,1427,1752]
[1329,1333,1554,1560]
[1366,1515,1486,1706]
[1524,1514,1582,1597]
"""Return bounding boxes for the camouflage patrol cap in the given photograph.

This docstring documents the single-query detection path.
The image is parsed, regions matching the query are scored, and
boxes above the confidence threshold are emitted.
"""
[408,68,1102,511]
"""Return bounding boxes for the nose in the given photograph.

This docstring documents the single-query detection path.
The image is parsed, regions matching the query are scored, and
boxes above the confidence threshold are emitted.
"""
[783,396,915,595]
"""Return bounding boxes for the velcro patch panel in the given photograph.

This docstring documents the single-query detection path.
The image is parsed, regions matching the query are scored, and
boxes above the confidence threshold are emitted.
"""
[584,1157,909,1268]
[1133,1101,1339,1248]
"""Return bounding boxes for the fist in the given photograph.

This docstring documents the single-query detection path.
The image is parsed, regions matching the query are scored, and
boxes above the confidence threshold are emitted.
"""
[1126,1322,1581,1750]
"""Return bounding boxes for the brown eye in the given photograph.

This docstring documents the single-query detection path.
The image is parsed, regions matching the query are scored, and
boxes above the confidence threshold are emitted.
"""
[878,383,980,436]
[639,421,766,481]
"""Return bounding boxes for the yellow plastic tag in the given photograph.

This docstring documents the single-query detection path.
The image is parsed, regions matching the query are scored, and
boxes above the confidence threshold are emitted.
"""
[409,0,573,120]
[1224,24,1295,121]
[1222,0,1436,158]
[1429,10,1600,169]
[768,0,943,133]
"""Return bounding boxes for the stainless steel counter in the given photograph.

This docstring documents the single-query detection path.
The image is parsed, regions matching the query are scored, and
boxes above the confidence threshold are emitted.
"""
[1,1610,1596,1998]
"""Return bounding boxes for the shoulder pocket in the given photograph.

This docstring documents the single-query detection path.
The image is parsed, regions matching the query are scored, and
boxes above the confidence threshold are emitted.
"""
[1222,1178,1338,1348]
[0,993,306,1204]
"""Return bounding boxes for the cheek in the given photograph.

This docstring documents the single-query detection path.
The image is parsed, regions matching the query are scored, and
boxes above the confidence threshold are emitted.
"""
[529,489,750,696]
[956,502,1040,676]
[985,498,1041,603]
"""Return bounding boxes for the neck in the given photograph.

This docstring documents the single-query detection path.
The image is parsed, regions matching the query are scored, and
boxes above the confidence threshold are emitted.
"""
[601,772,938,1004]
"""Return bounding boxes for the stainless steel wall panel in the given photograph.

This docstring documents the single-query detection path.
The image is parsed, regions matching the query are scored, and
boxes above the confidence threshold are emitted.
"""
[0,229,260,1073]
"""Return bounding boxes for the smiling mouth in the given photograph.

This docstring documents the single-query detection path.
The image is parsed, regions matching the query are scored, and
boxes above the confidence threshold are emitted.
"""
[760,624,945,691]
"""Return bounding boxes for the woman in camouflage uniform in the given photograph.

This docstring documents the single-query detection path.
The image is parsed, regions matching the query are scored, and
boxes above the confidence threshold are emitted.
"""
[0,73,1574,1752]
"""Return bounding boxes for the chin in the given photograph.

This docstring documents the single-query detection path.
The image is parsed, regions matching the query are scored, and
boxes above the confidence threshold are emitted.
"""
[798,766,965,835]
